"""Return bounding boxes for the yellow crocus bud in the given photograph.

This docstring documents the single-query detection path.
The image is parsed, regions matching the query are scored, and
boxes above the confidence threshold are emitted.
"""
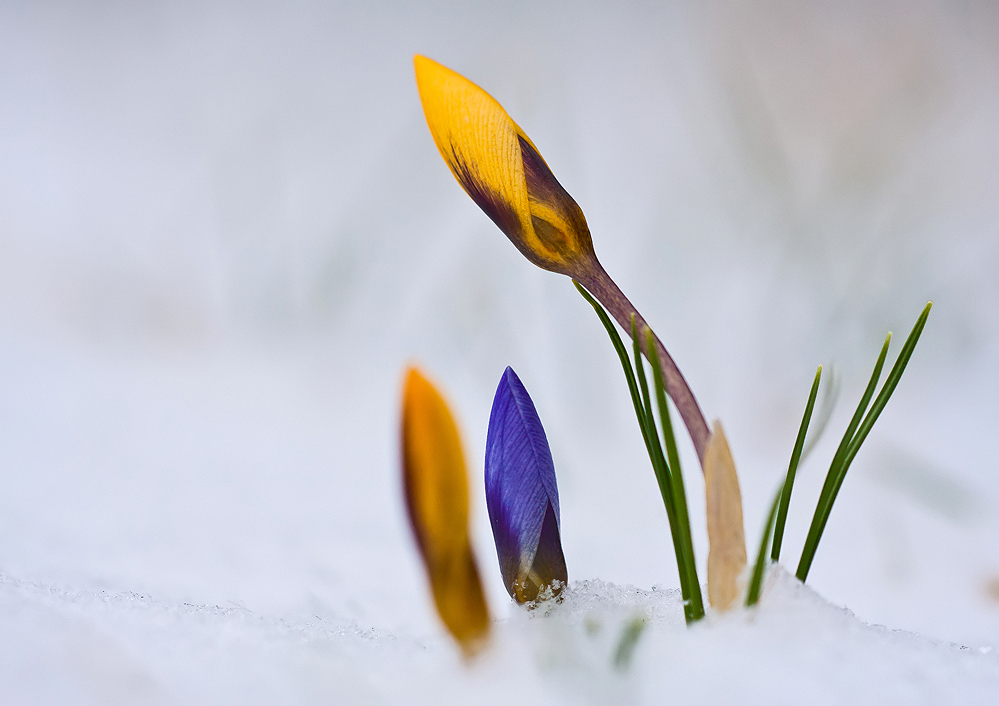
[415,54,598,281]
[401,366,490,655]
[414,55,713,467]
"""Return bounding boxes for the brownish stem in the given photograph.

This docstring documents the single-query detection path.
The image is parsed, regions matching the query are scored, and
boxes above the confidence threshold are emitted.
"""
[577,262,710,469]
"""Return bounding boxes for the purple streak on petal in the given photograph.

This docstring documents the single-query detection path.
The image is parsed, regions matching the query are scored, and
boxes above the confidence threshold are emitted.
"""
[532,500,568,593]
[449,146,524,244]
[518,135,593,271]
[485,366,565,601]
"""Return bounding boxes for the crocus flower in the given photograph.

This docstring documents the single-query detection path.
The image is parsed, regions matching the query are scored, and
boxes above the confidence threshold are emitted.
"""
[485,366,567,603]
[414,55,596,281]
[401,366,490,654]
[414,54,712,466]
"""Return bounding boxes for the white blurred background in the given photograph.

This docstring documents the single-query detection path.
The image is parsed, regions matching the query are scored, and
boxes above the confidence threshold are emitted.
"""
[1,0,998,698]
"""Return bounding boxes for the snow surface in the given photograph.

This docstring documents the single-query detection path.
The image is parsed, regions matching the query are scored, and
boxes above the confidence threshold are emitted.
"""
[2,0,999,703]
[4,567,999,705]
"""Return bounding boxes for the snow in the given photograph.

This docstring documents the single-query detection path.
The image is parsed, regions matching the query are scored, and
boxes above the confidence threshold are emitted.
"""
[4,568,999,705]
[2,0,999,703]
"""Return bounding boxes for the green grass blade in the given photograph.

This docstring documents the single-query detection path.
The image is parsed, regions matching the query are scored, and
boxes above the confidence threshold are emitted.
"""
[797,303,931,581]
[822,335,892,499]
[799,365,839,464]
[631,318,698,622]
[747,486,782,607]
[796,333,890,581]
[804,303,933,570]
[796,350,887,580]
[631,316,675,513]
[771,366,822,562]
[574,282,696,619]
[612,616,648,671]
[844,302,932,464]
[647,329,704,621]
[646,331,683,488]
[574,281,659,467]
[576,281,677,519]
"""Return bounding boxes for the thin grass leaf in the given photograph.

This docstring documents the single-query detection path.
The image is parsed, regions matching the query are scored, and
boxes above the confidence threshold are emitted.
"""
[844,303,933,463]
[646,330,683,492]
[573,281,658,473]
[771,366,822,562]
[797,303,931,581]
[802,303,933,578]
[631,318,696,621]
[613,616,648,671]
[799,365,839,463]
[630,317,677,514]
[746,486,782,607]
[631,316,660,471]
[575,282,697,620]
[824,335,892,493]
[796,334,891,581]
[646,329,704,621]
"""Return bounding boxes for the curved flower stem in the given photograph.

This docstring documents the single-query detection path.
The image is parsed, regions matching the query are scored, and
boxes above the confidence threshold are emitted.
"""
[576,264,711,468]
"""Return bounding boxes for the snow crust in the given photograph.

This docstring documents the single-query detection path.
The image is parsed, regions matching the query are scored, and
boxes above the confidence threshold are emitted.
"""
[4,567,998,705]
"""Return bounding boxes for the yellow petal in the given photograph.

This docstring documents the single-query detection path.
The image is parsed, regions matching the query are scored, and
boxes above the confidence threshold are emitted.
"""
[401,367,490,654]
[704,421,747,611]
[414,55,597,279]
[415,57,533,246]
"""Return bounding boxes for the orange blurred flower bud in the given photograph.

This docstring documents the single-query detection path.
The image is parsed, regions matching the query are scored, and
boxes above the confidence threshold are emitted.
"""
[401,366,490,654]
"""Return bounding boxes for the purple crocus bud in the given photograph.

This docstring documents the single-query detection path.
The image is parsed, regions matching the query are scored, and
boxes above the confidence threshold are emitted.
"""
[485,367,568,603]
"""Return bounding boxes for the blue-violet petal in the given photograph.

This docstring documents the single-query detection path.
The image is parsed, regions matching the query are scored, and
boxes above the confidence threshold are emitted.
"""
[485,366,567,603]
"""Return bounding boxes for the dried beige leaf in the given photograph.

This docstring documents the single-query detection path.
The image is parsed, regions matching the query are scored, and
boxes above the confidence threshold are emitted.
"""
[704,421,747,611]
